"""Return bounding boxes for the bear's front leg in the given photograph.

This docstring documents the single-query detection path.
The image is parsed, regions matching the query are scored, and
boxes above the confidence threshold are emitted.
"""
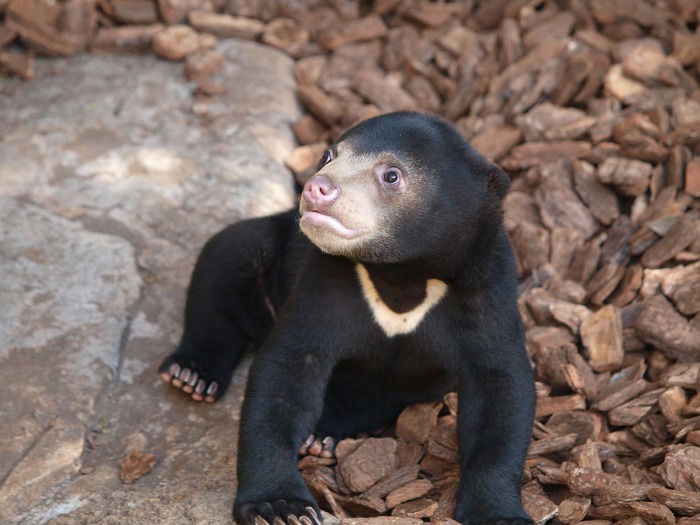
[454,346,536,525]
[233,335,333,525]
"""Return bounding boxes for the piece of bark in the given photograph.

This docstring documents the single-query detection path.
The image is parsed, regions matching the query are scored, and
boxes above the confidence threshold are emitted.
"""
[261,18,308,57]
[556,496,591,525]
[521,481,558,523]
[503,192,542,233]
[597,157,652,197]
[501,141,591,170]
[526,326,575,356]
[516,103,592,142]
[403,75,441,114]
[0,49,34,79]
[352,67,418,113]
[532,343,574,392]
[395,402,441,445]
[580,305,624,373]
[188,11,264,39]
[5,0,75,56]
[395,442,424,470]
[658,386,688,424]
[661,261,700,315]
[293,115,327,145]
[509,222,550,277]
[573,160,619,226]
[543,277,588,304]
[561,361,598,400]
[184,48,224,80]
[430,479,458,522]
[419,453,455,478]
[686,158,700,197]
[535,176,599,240]
[607,388,664,427]
[621,38,690,89]
[317,15,387,51]
[402,1,459,28]
[656,445,700,491]
[0,25,17,47]
[152,24,205,61]
[659,362,700,388]
[546,411,604,444]
[338,438,399,493]
[384,479,433,509]
[641,218,698,268]
[536,394,586,418]
[609,264,643,306]
[573,442,603,472]
[635,295,700,361]
[528,433,578,457]
[428,422,457,451]
[549,228,586,278]
[469,124,521,162]
[362,465,420,500]
[90,24,164,54]
[568,467,621,498]
[340,495,388,517]
[593,379,649,412]
[592,482,656,506]
[285,142,327,186]
[648,486,700,517]
[592,501,674,525]
[297,85,342,127]
[587,263,627,306]
[106,0,158,24]
[391,497,438,519]
[156,0,215,24]
[120,450,157,484]
[58,0,98,52]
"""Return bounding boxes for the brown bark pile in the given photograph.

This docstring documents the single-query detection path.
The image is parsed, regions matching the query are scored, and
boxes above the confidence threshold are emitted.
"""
[4,0,700,523]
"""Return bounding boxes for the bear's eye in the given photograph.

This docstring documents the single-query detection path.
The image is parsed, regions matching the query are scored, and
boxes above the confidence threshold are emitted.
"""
[382,169,401,185]
[319,149,334,166]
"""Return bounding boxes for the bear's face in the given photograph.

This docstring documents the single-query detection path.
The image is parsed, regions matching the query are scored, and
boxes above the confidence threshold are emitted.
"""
[299,140,425,262]
[298,112,509,267]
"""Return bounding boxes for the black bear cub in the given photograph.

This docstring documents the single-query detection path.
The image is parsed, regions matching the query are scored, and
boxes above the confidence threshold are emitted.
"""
[160,112,535,525]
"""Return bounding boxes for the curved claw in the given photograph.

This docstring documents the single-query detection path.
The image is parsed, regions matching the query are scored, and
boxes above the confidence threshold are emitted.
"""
[299,435,335,458]
[159,360,219,403]
[237,500,322,525]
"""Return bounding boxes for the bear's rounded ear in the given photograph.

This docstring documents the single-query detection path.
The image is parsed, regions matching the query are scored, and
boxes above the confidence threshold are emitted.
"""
[487,165,510,201]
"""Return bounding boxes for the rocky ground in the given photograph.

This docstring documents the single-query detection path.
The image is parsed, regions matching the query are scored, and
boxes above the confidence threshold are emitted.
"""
[0,40,300,524]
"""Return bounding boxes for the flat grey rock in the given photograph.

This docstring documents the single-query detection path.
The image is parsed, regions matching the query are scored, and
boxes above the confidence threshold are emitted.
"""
[0,39,300,525]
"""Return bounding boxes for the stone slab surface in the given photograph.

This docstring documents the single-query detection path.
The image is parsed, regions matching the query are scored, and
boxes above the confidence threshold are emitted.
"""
[0,40,300,525]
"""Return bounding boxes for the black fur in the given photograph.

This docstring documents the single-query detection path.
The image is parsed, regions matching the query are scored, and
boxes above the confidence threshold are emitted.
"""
[160,112,535,525]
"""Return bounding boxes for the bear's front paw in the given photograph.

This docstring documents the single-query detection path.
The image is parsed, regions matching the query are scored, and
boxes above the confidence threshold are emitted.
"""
[235,499,322,525]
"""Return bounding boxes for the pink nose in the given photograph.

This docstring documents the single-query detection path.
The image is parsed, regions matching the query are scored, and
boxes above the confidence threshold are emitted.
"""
[303,175,339,207]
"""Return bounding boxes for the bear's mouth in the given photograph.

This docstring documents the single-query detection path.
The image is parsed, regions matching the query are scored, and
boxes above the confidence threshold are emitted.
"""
[300,209,367,240]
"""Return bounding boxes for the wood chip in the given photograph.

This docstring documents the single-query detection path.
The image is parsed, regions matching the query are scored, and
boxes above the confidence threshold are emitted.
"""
[188,11,264,39]
[338,438,399,493]
[635,295,700,361]
[641,218,698,268]
[90,24,164,54]
[120,450,157,484]
[580,304,624,372]
[317,15,387,51]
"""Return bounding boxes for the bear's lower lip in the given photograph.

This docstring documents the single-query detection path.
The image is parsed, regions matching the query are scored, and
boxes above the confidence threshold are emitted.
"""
[300,210,366,239]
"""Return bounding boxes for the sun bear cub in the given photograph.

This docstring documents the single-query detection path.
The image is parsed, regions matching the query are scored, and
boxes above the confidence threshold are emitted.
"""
[160,112,535,525]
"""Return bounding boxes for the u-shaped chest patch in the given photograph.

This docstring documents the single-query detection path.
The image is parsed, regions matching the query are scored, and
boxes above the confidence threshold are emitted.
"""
[355,264,448,337]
